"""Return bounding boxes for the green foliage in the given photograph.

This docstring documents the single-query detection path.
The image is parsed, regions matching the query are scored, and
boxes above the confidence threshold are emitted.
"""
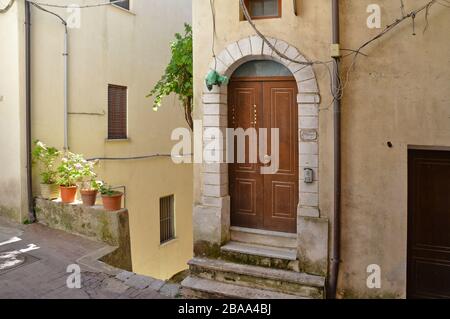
[99,183,120,197]
[79,159,100,190]
[89,180,103,191]
[32,140,61,184]
[147,23,193,130]
[57,152,90,187]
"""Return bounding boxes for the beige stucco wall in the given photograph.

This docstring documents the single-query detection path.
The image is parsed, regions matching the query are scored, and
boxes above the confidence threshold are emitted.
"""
[193,0,450,298]
[0,0,28,222]
[338,0,450,298]
[28,0,192,280]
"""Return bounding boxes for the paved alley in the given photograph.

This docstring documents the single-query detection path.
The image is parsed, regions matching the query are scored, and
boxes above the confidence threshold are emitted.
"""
[0,217,180,299]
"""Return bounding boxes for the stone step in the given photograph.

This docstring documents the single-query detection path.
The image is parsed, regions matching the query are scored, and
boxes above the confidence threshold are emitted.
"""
[222,241,297,260]
[230,226,297,249]
[220,241,299,271]
[181,276,309,299]
[189,257,325,298]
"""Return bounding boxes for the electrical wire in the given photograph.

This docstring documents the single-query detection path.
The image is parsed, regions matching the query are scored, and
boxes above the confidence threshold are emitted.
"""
[235,0,448,102]
[0,0,15,13]
[210,0,217,70]
[29,1,67,25]
[26,0,129,9]
[86,154,192,162]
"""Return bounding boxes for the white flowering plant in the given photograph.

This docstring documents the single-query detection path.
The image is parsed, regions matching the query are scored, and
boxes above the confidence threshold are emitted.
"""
[57,152,92,187]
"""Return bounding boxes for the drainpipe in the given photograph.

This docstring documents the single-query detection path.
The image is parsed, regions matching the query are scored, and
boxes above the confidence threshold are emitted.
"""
[63,24,68,150]
[28,2,69,150]
[328,0,341,299]
[25,0,35,222]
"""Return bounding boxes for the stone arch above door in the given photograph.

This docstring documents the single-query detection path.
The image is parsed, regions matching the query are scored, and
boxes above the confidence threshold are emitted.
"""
[195,35,322,259]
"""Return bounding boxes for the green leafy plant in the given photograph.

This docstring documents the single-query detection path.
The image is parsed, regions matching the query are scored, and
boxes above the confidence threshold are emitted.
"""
[99,183,120,197]
[147,23,193,130]
[57,152,88,187]
[32,140,61,185]
[79,160,100,190]
[89,180,103,191]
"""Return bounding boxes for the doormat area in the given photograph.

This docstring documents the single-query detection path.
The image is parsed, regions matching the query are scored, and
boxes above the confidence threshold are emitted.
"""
[0,250,40,276]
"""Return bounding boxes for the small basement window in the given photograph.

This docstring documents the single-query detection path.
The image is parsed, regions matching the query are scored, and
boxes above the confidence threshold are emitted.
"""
[244,0,282,19]
[160,195,175,244]
[108,84,128,140]
[111,0,130,10]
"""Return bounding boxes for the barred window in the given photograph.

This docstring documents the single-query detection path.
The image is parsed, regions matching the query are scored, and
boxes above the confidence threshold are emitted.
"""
[160,195,175,244]
[108,84,127,140]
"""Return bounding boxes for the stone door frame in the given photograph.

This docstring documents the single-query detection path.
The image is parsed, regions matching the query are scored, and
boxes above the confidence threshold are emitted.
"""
[194,35,328,276]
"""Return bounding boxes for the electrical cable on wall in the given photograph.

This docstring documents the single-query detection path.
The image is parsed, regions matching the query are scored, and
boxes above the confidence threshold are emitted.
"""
[26,0,129,9]
[234,0,449,102]
[0,0,15,13]
[86,154,192,162]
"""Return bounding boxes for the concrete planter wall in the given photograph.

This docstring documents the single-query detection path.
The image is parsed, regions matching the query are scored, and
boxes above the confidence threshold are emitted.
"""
[35,198,132,271]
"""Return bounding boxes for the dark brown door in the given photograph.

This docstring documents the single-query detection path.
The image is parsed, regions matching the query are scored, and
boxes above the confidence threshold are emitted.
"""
[228,78,298,233]
[408,149,450,299]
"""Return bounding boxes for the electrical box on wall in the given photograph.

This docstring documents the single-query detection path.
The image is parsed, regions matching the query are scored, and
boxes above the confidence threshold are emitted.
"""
[304,168,314,184]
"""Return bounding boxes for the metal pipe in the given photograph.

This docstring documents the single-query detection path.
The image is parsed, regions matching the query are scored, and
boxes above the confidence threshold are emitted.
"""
[25,0,35,223]
[29,2,68,150]
[328,0,341,299]
[63,24,68,150]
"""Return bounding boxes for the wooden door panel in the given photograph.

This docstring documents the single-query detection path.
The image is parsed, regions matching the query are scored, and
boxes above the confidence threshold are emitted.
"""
[408,150,450,299]
[229,79,298,233]
[229,82,264,229]
[262,81,298,233]
[269,88,297,175]
[271,181,297,218]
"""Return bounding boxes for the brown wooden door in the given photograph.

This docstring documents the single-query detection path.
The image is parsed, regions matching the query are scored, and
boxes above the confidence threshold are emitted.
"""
[408,150,450,299]
[228,78,298,233]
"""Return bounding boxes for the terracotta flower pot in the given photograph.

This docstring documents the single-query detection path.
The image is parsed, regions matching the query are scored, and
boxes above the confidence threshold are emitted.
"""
[60,186,78,204]
[102,192,123,211]
[40,183,59,200]
[80,189,98,207]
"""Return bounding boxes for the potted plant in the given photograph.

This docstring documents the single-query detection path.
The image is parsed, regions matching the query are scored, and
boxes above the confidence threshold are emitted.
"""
[100,184,123,211]
[56,152,85,203]
[80,180,102,207]
[79,160,100,207]
[32,140,61,200]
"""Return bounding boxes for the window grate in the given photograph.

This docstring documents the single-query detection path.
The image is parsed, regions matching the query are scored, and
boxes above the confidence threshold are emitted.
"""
[108,84,127,140]
[160,195,175,244]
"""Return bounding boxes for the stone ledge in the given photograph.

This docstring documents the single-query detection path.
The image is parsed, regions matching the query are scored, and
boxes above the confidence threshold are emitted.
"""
[35,198,131,271]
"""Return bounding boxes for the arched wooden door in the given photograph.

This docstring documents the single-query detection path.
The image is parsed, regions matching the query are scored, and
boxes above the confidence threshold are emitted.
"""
[228,72,298,234]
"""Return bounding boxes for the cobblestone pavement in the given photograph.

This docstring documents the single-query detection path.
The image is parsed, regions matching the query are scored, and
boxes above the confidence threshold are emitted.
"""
[0,216,180,299]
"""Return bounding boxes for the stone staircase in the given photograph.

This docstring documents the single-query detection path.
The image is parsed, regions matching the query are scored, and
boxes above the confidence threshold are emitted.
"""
[181,227,326,299]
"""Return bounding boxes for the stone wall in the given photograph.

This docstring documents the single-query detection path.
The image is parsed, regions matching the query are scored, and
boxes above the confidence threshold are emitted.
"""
[35,198,132,271]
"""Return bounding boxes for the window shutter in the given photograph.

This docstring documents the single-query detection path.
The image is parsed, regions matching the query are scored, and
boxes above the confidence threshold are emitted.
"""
[108,84,127,139]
